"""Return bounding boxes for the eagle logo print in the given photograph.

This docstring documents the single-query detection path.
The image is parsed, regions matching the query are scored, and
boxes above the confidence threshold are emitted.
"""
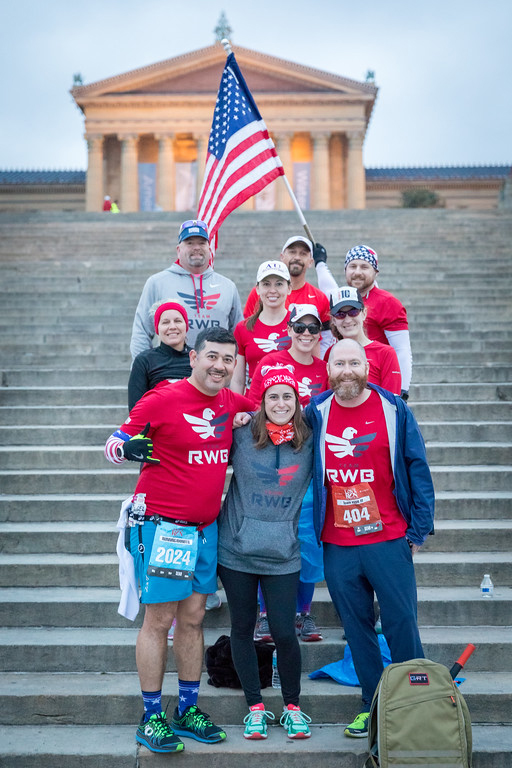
[253,461,300,487]
[297,377,323,399]
[254,332,290,353]
[326,427,377,459]
[177,289,221,311]
[183,408,229,439]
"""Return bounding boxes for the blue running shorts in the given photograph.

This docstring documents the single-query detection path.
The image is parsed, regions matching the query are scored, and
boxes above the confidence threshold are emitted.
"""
[128,518,218,604]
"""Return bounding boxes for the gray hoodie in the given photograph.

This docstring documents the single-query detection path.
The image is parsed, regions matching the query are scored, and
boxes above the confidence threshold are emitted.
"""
[218,424,313,575]
[130,262,243,359]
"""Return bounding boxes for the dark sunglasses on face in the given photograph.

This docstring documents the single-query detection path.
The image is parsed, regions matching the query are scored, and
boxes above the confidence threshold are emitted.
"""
[331,307,362,319]
[290,321,322,335]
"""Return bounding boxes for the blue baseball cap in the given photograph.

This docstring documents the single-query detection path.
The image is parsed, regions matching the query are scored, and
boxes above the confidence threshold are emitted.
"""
[178,219,209,243]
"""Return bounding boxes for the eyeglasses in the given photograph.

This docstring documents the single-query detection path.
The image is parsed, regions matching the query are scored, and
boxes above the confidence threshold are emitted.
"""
[179,219,208,232]
[289,322,322,335]
[331,307,362,319]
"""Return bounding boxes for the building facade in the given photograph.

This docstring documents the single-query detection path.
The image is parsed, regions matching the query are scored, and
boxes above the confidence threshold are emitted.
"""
[70,43,377,213]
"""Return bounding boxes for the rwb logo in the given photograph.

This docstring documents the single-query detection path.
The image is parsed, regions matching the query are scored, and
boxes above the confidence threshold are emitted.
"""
[184,408,228,439]
[177,289,220,311]
[326,427,377,459]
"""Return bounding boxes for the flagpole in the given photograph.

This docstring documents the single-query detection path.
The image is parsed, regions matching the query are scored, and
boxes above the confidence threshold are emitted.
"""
[220,38,316,245]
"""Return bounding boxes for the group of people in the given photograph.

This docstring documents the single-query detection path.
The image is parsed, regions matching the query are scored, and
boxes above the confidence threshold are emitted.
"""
[104,219,434,753]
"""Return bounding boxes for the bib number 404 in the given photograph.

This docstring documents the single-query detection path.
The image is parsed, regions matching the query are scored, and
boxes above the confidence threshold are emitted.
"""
[344,507,370,524]
[154,547,192,567]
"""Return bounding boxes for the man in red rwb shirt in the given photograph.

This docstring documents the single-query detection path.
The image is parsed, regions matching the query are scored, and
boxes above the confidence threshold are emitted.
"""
[315,338,429,738]
[105,328,252,750]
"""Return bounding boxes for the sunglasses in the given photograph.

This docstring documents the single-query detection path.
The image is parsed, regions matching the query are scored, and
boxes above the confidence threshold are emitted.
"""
[179,219,208,232]
[289,322,322,335]
[331,307,362,319]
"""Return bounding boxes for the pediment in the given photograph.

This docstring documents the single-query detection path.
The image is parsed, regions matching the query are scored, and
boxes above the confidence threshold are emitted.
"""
[72,43,376,102]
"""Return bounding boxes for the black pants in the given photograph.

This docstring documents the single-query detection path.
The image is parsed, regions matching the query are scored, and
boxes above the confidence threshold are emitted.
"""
[218,564,301,707]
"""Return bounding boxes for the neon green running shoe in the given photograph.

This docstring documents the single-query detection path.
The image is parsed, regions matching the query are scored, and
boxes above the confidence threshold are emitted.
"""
[171,704,226,743]
[136,712,184,753]
[279,705,312,739]
[344,711,370,738]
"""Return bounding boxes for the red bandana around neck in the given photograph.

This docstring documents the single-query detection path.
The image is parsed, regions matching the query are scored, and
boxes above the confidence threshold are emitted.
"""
[266,420,295,446]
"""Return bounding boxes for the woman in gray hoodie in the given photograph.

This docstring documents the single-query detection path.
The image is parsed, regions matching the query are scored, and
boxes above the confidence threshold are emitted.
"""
[217,366,314,741]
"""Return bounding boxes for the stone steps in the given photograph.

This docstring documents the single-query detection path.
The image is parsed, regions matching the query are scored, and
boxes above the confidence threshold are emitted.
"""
[1,552,510,588]
[1,724,510,768]
[0,586,509,628]
[1,519,510,555]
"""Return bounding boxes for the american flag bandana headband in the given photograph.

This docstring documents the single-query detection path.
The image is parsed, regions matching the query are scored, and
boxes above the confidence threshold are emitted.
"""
[344,245,379,272]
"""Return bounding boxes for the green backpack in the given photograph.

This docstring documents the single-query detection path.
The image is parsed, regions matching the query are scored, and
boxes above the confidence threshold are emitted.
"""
[365,658,472,768]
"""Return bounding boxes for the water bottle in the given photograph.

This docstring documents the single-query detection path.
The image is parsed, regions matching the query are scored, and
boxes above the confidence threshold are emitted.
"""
[271,649,281,688]
[480,574,494,598]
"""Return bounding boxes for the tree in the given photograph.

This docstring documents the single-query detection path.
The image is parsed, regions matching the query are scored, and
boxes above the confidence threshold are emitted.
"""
[402,188,441,208]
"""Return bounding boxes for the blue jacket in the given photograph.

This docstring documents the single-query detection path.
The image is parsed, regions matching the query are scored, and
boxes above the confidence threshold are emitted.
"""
[305,383,435,547]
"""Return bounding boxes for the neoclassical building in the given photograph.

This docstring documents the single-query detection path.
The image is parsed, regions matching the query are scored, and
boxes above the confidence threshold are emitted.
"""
[71,43,378,212]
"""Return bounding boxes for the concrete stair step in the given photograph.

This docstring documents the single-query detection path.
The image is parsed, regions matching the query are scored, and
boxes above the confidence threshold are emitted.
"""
[2,442,510,469]
[431,465,512,492]
[1,364,511,387]
[0,464,509,494]
[1,724,510,768]
[0,586,509,629]
[2,490,509,522]
[422,422,512,441]
[0,625,510,674]
[0,551,510,588]
[2,519,510,555]
[3,401,511,426]
[2,382,511,407]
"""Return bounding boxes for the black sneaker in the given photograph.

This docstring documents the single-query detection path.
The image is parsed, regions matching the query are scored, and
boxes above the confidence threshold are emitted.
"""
[136,712,185,753]
[253,613,273,642]
[171,704,227,743]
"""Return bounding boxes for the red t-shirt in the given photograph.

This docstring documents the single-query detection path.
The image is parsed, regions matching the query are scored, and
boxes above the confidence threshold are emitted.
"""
[244,282,330,323]
[324,340,401,394]
[234,315,291,381]
[322,390,407,546]
[120,379,252,524]
[362,286,408,345]
[249,349,329,408]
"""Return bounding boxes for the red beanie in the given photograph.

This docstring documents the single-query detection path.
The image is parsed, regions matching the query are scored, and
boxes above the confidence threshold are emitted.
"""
[260,364,299,395]
[154,302,189,334]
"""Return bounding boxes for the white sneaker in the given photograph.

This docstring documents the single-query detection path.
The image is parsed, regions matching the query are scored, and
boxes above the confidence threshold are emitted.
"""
[205,592,222,611]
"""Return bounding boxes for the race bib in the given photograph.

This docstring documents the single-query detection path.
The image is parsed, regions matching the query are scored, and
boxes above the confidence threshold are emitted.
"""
[147,521,198,580]
[331,483,383,536]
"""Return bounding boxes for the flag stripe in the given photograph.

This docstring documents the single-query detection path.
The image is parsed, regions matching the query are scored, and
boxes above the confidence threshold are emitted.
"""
[198,130,281,224]
[196,52,284,256]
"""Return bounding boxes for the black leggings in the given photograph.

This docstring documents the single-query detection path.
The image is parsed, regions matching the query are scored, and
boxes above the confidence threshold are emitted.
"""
[217,564,301,707]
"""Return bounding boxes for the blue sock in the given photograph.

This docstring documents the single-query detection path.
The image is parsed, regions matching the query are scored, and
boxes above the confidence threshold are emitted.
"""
[141,689,162,721]
[178,679,200,716]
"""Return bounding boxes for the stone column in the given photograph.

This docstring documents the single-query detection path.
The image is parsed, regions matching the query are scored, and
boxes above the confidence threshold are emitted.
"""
[119,134,139,212]
[274,133,294,210]
[156,134,175,211]
[346,131,366,209]
[195,135,209,204]
[312,132,331,210]
[85,134,104,212]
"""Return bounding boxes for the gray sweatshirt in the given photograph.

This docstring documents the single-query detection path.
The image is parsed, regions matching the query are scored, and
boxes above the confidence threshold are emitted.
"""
[218,424,313,575]
[130,262,243,359]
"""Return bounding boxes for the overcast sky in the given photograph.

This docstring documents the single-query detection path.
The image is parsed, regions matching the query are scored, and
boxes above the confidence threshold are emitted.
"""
[1,0,510,170]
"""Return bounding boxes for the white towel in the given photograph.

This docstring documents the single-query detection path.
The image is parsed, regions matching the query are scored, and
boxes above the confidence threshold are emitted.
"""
[116,497,140,621]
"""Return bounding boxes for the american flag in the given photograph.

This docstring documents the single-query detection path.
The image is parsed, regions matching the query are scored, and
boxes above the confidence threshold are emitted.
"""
[197,52,284,251]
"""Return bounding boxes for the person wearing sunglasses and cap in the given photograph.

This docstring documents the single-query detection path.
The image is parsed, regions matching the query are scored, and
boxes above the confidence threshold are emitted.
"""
[231,260,292,395]
[248,305,329,644]
[217,367,314,740]
[130,220,243,359]
[243,237,332,355]
[326,287,402,395]
[314,244,412,400]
